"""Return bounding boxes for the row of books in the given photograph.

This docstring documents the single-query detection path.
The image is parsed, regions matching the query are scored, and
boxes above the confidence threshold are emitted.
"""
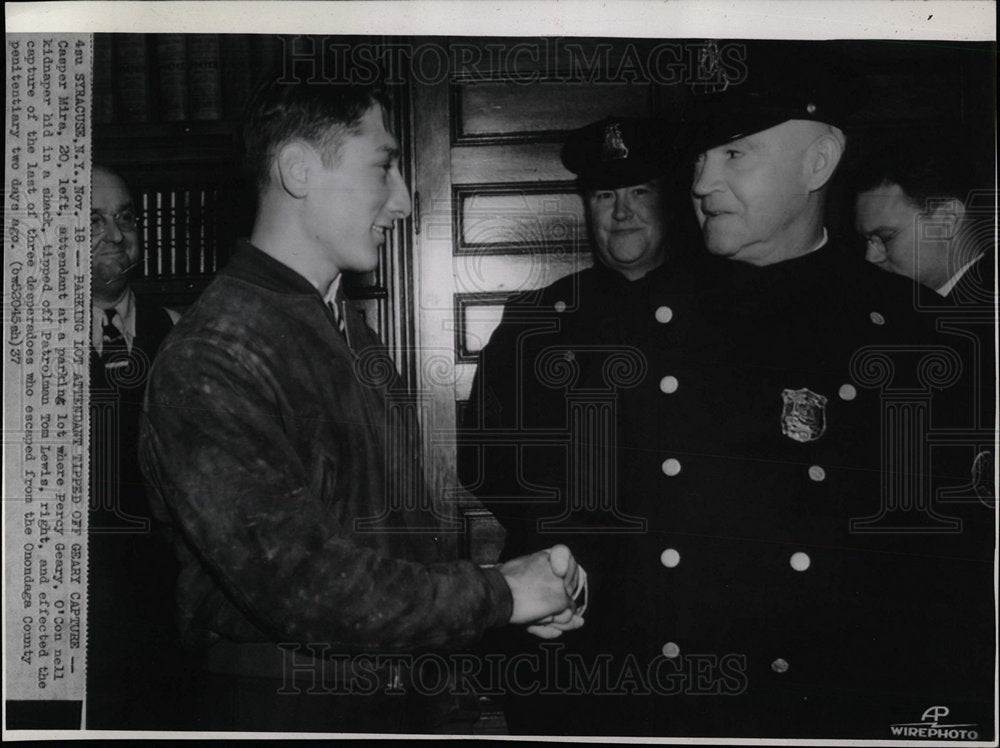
[138,187,234,279]
[94,34,282,124]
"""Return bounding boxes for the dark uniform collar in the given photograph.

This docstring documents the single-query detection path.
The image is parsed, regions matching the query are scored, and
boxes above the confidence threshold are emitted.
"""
[728,241,844,286]
[589,251,701,290]
[713,242,853,320]
[589,258,657,288]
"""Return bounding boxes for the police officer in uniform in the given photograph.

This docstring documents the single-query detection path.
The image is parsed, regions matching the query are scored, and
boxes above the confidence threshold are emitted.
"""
[604,44,994,738]
[463,45,994,738]
[461,115,701,551]
[460,117,723,734]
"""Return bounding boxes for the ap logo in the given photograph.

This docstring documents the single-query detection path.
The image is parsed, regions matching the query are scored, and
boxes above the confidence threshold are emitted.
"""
[922,705,951,725]
[890,705,978,740]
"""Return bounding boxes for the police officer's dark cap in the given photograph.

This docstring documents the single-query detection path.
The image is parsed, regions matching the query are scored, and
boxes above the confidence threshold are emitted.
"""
[562,117,677,190]
[689,41,867,154]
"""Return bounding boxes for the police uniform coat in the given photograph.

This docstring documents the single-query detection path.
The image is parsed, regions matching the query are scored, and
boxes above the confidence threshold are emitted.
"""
[611,240,993,738]
[461,253,727,735]
[463,241,995,739]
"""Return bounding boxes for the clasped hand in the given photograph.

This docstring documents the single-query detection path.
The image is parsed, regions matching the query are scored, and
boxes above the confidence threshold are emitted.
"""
[499,544,587,639]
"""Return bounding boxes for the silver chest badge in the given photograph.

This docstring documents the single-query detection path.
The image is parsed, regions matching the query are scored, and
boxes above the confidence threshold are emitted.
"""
[781,388,828,443]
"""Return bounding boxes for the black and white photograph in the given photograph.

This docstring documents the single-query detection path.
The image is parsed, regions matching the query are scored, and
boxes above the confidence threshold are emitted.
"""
[3,1,997,742]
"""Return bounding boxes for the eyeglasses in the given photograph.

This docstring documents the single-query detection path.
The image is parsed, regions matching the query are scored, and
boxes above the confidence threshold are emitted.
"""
[91,208,139,236]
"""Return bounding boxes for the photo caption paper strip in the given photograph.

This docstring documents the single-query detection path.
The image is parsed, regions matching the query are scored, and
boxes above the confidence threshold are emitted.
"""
[4,33,91,730]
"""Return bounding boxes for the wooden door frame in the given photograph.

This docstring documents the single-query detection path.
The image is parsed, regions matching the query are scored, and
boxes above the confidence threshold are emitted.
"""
[408,55,468,552]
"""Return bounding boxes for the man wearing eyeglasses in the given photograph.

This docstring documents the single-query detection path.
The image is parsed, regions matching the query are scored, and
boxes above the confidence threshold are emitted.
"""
[851,133,992,305]
[88,165,187,729]
[90,165,178,378]
[850,131,996,590]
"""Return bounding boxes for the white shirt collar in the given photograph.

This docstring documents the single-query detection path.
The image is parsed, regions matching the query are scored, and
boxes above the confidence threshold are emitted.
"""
[936,254,983,297]
[321,275,343,308]
[808,228,829,255]
[322,275,344,325]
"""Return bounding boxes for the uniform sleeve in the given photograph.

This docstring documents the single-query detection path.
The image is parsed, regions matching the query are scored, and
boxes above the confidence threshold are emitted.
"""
[459,313,518,511]
[459,304,572,549]
[139,337,512,653]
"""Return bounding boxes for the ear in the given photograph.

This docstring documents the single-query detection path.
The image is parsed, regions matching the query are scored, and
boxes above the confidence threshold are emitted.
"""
[803,132,845,192]
[274,141,312,200]
[927,198,967,239]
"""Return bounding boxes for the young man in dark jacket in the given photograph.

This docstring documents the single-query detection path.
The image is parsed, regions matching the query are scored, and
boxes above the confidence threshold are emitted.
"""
[139,79,584,733]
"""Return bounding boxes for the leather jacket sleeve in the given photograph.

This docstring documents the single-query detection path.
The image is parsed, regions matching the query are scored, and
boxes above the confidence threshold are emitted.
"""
[140,334,512,653]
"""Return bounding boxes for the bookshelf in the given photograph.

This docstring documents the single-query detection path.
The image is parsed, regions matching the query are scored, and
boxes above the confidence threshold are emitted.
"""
[93,33,270,306]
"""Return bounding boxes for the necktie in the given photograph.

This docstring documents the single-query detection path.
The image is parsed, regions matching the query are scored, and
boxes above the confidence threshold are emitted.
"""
[102,308,129,367]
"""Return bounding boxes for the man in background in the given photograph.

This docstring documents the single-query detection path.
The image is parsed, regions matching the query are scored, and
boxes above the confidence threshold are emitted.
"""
[459,116,708,734]
[139,78,585,733]
[851,132,995,548]
[461,116,692,571]
[853,133,993,303]
[88,165,186,728]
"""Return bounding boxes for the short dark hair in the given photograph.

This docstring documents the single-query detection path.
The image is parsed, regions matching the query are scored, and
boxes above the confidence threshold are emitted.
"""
[846,129,976,210]
[242,78,388,193]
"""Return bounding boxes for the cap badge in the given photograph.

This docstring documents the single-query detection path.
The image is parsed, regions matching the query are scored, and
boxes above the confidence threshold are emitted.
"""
[601,122,630,161]
[781,387,827,443]
[695,39,732,93]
